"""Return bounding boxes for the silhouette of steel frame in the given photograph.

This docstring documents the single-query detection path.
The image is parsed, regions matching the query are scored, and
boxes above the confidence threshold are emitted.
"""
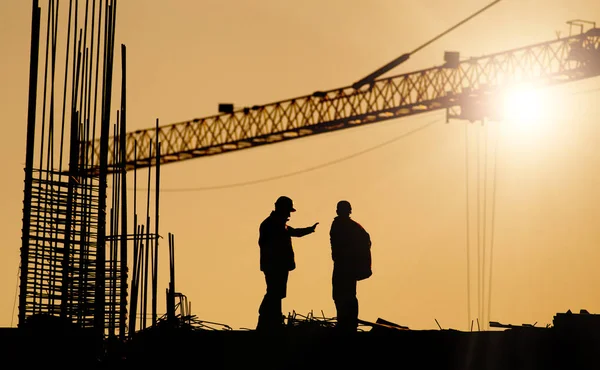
[85,26,600,173]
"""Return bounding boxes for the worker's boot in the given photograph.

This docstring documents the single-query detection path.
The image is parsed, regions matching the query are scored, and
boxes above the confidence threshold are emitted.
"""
[256,314,284,333]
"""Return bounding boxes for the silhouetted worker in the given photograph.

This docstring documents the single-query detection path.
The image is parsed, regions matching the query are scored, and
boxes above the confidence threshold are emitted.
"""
[257,196,319,332]
[330,200,372,333]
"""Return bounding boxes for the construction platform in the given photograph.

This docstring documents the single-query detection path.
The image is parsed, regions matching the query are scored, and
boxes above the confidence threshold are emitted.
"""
[1,310,600,369]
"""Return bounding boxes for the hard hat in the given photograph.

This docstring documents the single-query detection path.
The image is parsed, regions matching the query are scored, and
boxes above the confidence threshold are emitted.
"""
[275,196,296,212]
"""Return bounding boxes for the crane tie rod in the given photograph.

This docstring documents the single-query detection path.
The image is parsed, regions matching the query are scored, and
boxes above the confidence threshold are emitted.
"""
[352,0,504,89]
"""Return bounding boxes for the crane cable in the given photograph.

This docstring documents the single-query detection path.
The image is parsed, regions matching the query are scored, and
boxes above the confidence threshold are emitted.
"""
[465,124,472,330]
[480,124,487,328]
[353,0,504,89]
[154,117,441,192]
[480,121,500,330]
[465,120,500,331]
[412,0,504,56]
[465,85,600,331]
[487,122,501,330]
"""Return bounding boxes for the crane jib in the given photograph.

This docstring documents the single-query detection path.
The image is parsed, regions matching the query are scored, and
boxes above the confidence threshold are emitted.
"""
[84,27,600,174]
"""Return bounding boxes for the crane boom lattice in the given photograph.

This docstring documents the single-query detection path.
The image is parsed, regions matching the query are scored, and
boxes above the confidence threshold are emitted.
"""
[87,28,600,173]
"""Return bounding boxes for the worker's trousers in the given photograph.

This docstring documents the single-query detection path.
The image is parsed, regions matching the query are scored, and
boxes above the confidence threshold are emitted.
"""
[333,268,358,332]
[257,270,288,331]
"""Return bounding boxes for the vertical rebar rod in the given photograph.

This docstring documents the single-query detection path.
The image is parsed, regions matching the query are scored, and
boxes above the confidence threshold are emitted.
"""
[129,224,142,334]
[58,0,73,172]
[142,142,152,329]
[61,21,84,317]
[166,233,172,322]
[78,37,92,324]
[108,1,118,333]
[19,0,41,326]
[90,0,102,165]
[47,0,59,312]
[133,141,137,231]
[129,226,138,334]
[95,0,116,335]
[38,0,52,173]
[86,0,96,146]
[79,0,90,164]
[107,120,117,336]
[152,120,160,326]
[113,119,121,333]
[32,0,54,315]
[142,225,148,330]
[167,233,175,324]
[58,0,74,319]
[62,107,80,317]
[80,48,88,165]
[78,1,96,323]
[118,43,128,338]
[48,0,58,173]
[129,141,138,334]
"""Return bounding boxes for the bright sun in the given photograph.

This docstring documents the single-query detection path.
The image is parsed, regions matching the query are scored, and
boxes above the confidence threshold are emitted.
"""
[498,83,563,142]
[497,83,570,151]
[502,84,546,123]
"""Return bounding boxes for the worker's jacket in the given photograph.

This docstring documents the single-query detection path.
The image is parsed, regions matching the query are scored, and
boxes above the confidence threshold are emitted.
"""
[330,215,372,280]
[259,211,314,272]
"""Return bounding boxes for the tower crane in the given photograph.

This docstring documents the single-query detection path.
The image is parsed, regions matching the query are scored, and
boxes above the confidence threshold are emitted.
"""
[88,22,600,173]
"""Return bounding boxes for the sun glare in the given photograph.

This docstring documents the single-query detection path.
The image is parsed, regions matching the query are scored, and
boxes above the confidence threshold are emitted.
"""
[497,83,570,151]
[503,84,545,124]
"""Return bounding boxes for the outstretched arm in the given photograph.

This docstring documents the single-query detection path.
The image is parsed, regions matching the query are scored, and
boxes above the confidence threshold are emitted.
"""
[288,222,319,237]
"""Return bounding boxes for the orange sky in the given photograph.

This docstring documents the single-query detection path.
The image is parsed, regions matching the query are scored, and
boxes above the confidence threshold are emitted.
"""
[1,0,599,331]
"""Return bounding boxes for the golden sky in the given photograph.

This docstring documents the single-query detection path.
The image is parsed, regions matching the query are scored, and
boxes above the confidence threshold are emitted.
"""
[1,0,599,331]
